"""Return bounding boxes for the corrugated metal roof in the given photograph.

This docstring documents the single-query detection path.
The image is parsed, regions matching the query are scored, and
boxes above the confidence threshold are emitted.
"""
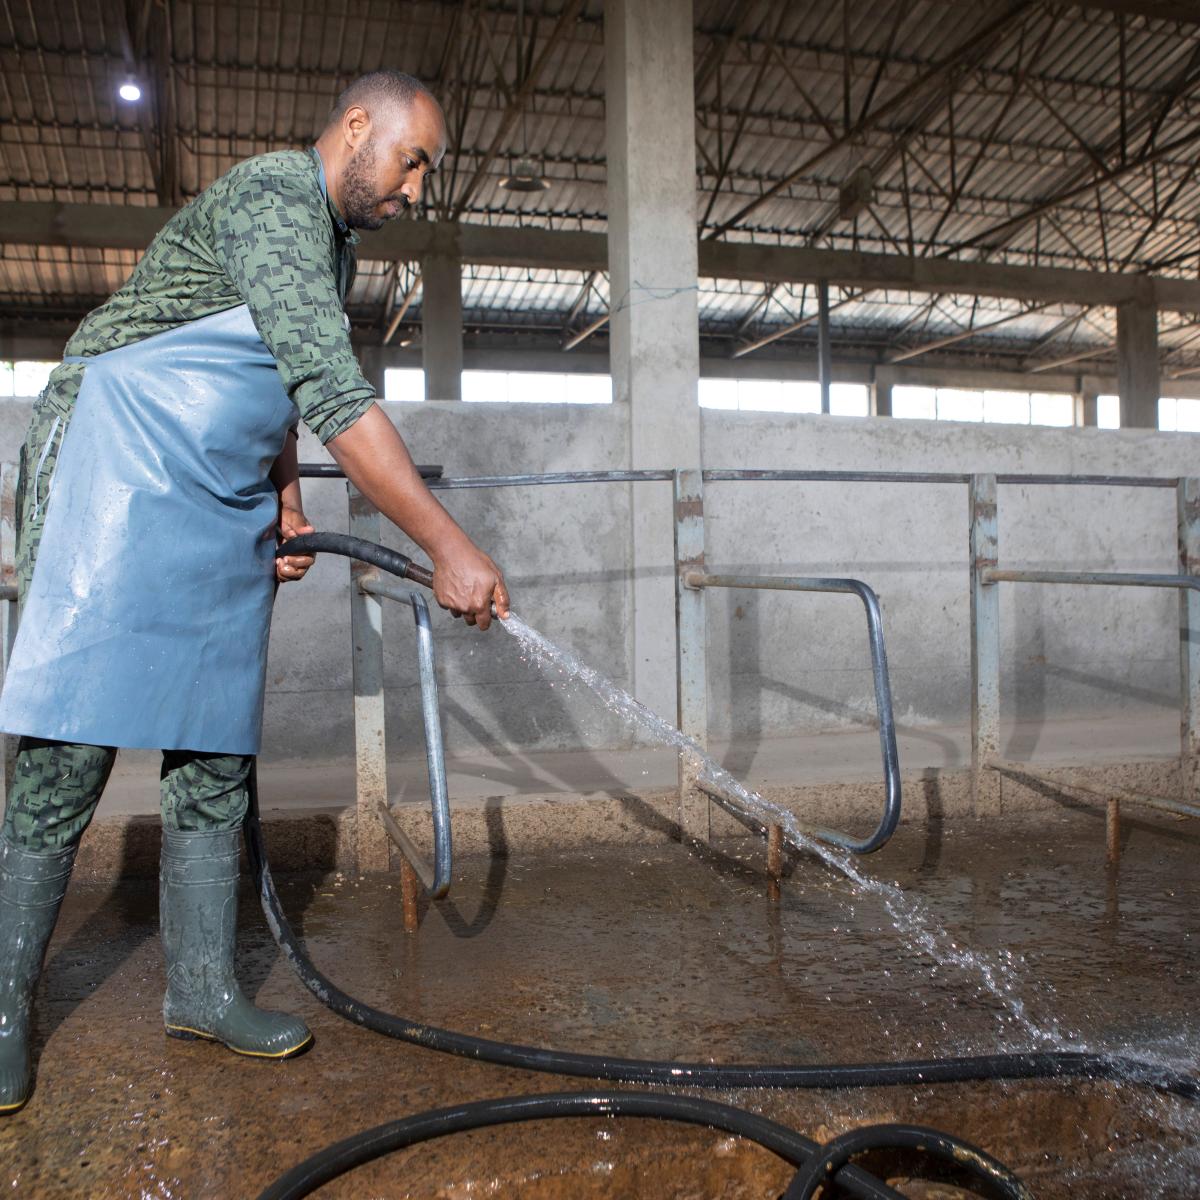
[2,0,1199,372]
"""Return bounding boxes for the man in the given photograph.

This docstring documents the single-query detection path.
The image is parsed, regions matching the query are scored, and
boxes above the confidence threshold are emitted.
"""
[0,71,508,1112]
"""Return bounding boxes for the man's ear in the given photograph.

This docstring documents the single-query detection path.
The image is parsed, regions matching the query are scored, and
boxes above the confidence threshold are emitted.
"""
[343,104,371,150]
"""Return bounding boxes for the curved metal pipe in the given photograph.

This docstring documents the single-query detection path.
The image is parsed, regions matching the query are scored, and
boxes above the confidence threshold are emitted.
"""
[685,571,901,855]
[276,533,449,897]
[360,578,452,898]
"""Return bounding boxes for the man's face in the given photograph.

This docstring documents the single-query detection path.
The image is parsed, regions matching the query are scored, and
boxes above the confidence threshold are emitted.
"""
[340,93,447,231]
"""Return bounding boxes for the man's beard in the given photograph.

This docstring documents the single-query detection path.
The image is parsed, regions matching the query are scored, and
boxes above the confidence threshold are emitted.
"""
[340,138,405,230]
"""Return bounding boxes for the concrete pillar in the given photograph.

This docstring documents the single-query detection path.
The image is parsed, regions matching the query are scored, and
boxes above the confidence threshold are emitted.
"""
[358,344,426,403]
[1117,293,1159,429]
[356,345,387,399]
[605,0,702,722]
[1074,387,1098,427]
[871,367,894,417]
[421,252,463,401]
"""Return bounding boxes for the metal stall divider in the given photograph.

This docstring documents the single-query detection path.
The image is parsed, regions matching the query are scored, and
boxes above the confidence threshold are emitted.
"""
[973,472,1200,863]
[16,463,1178,887]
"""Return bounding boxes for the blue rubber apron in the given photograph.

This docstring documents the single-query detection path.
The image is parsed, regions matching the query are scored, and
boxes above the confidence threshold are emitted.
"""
[0,304,298,754]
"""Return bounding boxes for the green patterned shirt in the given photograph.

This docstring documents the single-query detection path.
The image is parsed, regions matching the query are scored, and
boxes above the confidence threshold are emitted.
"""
[43,147,374,444]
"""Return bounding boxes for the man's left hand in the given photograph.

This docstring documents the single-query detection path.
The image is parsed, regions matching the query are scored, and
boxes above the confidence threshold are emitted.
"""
[277,506,316,583]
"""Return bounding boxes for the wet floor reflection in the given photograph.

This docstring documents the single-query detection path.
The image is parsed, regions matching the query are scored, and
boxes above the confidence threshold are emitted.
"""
[0,808,1196,1197]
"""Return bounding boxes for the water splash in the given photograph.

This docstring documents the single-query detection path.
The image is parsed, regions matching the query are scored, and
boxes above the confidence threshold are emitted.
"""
[501,611,1066,1049]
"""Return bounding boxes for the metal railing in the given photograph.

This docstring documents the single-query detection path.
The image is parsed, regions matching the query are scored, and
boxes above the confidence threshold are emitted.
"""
[969,471,1200,858]
[694,467,1200,839]
[698,468,1200,835]
[360,576,452,898]
[334,465,906,877]
[247,463,1200,875]
[3,458,1194,876]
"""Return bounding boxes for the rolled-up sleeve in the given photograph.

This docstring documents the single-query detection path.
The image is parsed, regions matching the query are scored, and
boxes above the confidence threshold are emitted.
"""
[211,166,375,443]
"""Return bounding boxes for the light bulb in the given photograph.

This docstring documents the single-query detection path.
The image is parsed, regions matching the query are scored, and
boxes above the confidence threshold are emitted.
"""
[118,79,142,103]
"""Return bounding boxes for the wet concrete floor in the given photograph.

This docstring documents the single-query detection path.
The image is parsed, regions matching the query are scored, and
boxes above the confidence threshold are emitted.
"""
[1,805,1197,1198]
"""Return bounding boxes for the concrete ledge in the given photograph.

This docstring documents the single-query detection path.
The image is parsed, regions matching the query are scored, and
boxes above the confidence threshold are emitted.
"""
[64,758,1195,879]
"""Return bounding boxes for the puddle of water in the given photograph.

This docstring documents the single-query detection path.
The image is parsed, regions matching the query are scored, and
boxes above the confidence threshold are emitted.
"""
[502,612,1065,1049]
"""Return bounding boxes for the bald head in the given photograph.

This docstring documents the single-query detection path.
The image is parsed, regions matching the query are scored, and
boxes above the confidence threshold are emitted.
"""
[316,71,448,230]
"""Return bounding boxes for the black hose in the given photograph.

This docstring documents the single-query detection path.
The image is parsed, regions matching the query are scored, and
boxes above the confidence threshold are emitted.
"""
[254,1091,1041,1200]
[257,536,1199,1098]
[782,1122,1032,1200]
[277,532,434,589]
[256,1090,993,1200]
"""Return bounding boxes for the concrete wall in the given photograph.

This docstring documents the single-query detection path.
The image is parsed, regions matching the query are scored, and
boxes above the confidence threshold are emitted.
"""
[0,398,1195,767]
[700,412,1185,757]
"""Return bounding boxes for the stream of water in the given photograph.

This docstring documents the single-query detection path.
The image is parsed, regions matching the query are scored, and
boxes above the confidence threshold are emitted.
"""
[495,612,1200,1192]
[500,611,1072,1050]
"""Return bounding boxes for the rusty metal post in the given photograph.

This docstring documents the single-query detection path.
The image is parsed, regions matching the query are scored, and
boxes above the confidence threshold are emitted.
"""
[1106,796,1121,866]
[1178,478,1200,803]
[0,462,16,805]
[969,474,1001,816]
[766,822,783,887]
[349,484,391,873]
[674,468,709,843]
[400,855,420,933]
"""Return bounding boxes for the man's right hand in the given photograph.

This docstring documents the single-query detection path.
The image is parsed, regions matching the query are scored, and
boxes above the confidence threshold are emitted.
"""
[432,537,510,631]
[327,405,512,629]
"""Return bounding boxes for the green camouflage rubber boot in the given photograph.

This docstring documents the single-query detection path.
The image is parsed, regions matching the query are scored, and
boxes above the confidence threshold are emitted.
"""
[160,828,311,1059]
[0,835,76,1113]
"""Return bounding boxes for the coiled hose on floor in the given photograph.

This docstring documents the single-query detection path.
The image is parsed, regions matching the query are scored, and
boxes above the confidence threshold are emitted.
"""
[255,1091,1033,1200]
[250,533,1199,1197]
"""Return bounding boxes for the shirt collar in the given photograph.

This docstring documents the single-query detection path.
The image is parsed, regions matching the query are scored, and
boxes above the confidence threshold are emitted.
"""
[307,146,359,246]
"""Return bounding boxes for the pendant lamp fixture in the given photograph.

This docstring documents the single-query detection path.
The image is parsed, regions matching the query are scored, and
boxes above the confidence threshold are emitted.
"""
[498,0,549,193]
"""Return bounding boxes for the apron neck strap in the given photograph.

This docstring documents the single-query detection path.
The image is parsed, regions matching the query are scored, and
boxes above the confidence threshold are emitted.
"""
[308,147,352,240]
[311,146,330,200]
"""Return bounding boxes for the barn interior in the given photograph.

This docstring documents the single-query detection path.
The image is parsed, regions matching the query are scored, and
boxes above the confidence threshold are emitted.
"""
[0,1,1198,1196]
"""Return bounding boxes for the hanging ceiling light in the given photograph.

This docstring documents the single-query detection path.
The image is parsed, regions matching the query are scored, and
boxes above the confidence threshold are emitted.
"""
[117,77,142,103]
[498,0,549,194]
[499,158,550,193]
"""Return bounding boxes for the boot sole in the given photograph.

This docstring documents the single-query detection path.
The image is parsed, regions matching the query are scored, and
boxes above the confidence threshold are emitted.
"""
[165,1023,313,1059]
[0,1095,28,1115]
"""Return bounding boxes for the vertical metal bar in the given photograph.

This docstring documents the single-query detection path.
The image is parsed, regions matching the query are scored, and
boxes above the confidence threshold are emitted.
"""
[970,474,1001,815]
[766,822,783,883]
[409,590,452,893]
[0,598,14,806]
[348,484,391,873]
[817,280,832,414]
[674,468,709,843]
[1177,477,1200,802]
[0,461,16,806]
